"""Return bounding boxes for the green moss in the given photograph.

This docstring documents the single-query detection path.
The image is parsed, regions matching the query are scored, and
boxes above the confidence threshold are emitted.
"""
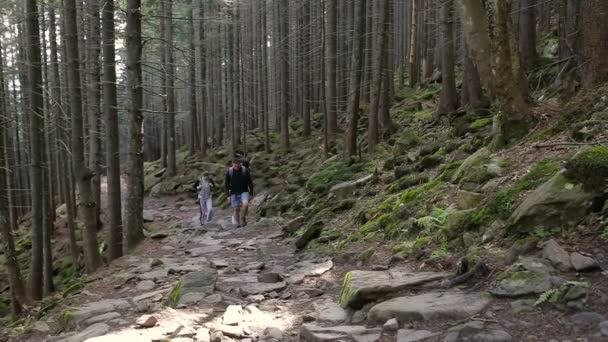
[166,280,183,308]
[413,236,432,251]
[430,242,449,261]
[413,84,441,101]
[59,309,74,330]
[416,155,443,171]
[565,146,608,189]
[359,248,375,263]
[469,117,492,130]
[388,174,429,194]
[0,296,9,318]
[306,162,359,193]
[392,241,414,256]
[496,270,546,283]
[62,280,84,298]
[399,179,442,205]
[414,111,433,120]
[339,272,356,307]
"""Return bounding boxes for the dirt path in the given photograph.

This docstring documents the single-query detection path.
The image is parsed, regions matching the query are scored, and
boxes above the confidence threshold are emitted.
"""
[15,192,608,342]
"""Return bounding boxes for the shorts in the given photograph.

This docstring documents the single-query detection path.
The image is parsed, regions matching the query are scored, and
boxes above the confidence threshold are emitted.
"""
[230,192,250,208]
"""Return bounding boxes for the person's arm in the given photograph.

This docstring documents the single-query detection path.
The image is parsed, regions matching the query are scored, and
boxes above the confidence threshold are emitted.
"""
[193,179,200,192]
[210,178,216,189]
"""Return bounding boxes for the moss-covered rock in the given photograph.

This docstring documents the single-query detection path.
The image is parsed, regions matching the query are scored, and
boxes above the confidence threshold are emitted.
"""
[451,147,491,184]
[306,162,359,193]
[565,146,608,190]
[392,129,421,156]
[456,190,484,210]
[415,155,443,171]
[394,165,412,179]
[442,208,476,240]
[508,173,596,234]
[490,268,552,298]
[388,174,429,194]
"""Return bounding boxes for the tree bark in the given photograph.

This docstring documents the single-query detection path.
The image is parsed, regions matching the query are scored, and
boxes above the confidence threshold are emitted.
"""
[124,0,145,251]
[579,0,608,87]
[189,2,200,155]
[165,0,177,175]
[102,0,123,261]
[345,0,367,157]
[325,0,338,135]
[278,0,290,151]
[437,0,458,115]
[519,0,537,69]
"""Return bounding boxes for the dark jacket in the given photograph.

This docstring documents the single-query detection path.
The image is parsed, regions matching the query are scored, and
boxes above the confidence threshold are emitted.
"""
[225,167,253,196]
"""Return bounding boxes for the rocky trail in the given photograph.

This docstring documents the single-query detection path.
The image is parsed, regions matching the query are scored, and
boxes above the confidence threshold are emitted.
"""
[20,191,608,342]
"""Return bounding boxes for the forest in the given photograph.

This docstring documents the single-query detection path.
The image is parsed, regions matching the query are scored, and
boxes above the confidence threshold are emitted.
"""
[1,0,608,340]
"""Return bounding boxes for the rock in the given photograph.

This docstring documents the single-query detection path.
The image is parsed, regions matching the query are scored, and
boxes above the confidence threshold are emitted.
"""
[313,301,347,323]
[196,327,211,342]
[211,259,230,268]
[542,239,573,271]
[287,260,334,284]
[299,288,324,297]
[210,324,244,339]
[143,210,155,222]
[451,147,492,184]
[137,280,156,291]
[71,299,131,323]
[263,327,283,340]
[599,321,608,336]
[384,318,399,331]
[351,310,367,324]
[570,252,600,271]
[473,330,513,342]
[329,174,375,200]
[563,282,589,301]
[510,299,536,313]
[247,294,265,303]
[368,291,491,324]
[490,269,552,298]
[509,173,596,234]
[151,232,169,239]
[85,312,121,325]
[204,294,223,304]
[372,265,389,271]
[133,289,166,302]
[136,314,158,328]
[571,312,605,325]
[282,216,306,234]
[33,321,50,333]
[177,267,218,305]
[504,237,537,264]
[210,330,224,342]
[448,320,485,334]
[457,190,484,210]
[295,224,323,250]
[396,329,438,342]
[258,273,283,283]
[300,324,380,342]
[240,281,287,296]
[223,305,243,326]
[339,268,449,309]
[443,208,476,240]
[62,323,110,342]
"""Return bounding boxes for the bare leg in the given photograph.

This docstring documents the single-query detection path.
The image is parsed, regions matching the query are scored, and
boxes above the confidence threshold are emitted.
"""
[234,207,241,226]
[241,200,249,226]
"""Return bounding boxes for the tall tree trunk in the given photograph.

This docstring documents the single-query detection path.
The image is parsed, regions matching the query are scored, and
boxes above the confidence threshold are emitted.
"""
[325,0,338,135]
[102,0,123,261]
[0,38,26,318]
[368,0,390,149]
[65,0,102,273]
[579,0,608,87]
[408,0,419,87]
[198,0,208,157]
[345,0,366,157]
[25,0,46,299]
[165,0,177,175]
[437,0,458,115]
[519,0,537,69]
[278,0,290,151]
[87,0,102,230]
[189,2,200,155]
[124,0,145,251]
[461,40,487,109]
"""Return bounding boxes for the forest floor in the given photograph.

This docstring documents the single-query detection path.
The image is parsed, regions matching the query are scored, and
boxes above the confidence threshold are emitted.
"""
[12,184,608,342]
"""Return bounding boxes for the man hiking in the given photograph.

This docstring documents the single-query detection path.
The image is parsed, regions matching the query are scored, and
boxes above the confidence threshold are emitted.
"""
[225,159,254,227]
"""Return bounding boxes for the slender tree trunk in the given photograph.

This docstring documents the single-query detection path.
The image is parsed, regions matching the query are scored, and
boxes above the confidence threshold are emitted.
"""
[368,0,390,149]
[198,0,208,156]
[278,0,290,151]
[124,0,145,251]
[189,2,200,155]
[579,0,608,87]
[0,38,26,318]
[519,0,537,69]
[65,0,102,273]
[345,0,366,157]
[325,0,338,135]
[437,0,458,115]
[102,0,123,261]
[25,0,46,299]
[165,0,177,175]
[408,0,419,87]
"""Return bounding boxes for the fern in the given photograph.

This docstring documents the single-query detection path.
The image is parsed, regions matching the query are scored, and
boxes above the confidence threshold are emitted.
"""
[415,207,449,232]
[534,288,559,306]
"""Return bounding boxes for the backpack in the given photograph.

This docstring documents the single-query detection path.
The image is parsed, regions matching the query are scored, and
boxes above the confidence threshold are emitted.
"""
[228,165,248,178]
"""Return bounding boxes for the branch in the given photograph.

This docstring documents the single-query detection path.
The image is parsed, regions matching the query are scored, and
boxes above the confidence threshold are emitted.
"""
[532,141,605,149]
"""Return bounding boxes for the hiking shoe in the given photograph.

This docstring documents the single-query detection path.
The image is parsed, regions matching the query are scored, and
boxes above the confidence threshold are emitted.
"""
[236,224,243,228]
[242,218,247,227]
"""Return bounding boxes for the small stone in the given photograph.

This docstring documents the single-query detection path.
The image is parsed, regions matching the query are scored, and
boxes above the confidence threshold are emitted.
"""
[204,294,223,304]
[473,329,513,342]
[196,327,211,342]
[542,239,572,271]
[510,299,536,314]
[33,321,50,333]
[210,330,224,342]
[570,252,600,272]
[371,265,389,271]
[302,314,316,322]
[444,332,460,342]
[136,300,151,313]
[268,291,279,299]
[247,294,265,303]
[211,259,229,269]
[571,312,605,325]
[137,280,156,291]
[280,292,292,300]
[223,305,243,326]
[599,321,608,336]
[563,282,589,301]
[383,318,399,331]
[257,272,283,283]
[298,288,323,297]
[136,314,158,328]
[263,327,283,340]
[566,300,585,311]
[351,310,367,324]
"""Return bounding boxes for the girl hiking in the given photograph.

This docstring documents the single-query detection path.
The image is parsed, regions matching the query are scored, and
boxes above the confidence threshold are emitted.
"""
[196,172,216,225]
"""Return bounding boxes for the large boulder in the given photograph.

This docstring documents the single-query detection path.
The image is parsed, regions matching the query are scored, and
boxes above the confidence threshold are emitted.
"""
[339,269,449,309]
[508,173,596,234]
[367,291,491,324]
[328,174,375,200]
[451,148,504,185]
[489,259,553,298]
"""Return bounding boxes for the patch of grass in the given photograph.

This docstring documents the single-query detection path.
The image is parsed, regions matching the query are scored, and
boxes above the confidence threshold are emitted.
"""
[565,146,608,190]
[469,117,492,130]
[306,161,362,193]
[398,179,442,205]
[430,241,450,261]
[166,280,182,308]
[59,309,74,330]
